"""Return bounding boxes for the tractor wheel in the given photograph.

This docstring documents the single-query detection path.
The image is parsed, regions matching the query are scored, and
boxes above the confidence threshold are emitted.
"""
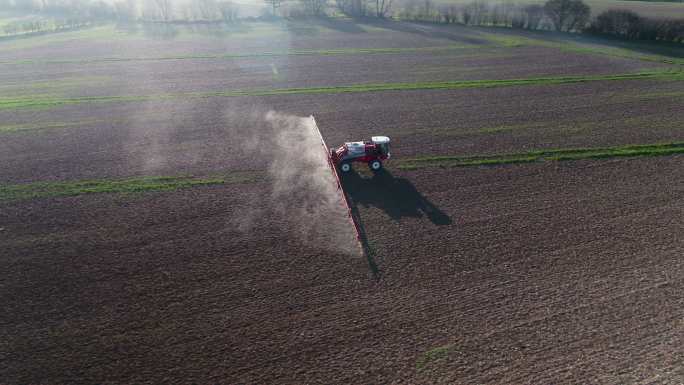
[369,160,383,172]
[340,162,352,173]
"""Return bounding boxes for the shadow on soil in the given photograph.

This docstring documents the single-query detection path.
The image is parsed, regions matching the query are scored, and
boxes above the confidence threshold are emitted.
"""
[341,169,451,280]
[342,169,452,225]
[314,18,368,34]
[359,20,489,45]
[286,18,367,34]
[115,22,254,40]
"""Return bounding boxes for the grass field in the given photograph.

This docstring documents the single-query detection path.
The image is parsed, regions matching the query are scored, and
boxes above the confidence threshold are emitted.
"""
[1,17,683,384]
[398,142,684,169]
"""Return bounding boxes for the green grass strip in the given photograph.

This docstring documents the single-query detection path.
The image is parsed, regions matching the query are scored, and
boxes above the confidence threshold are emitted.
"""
[416,345,455,371]
[0,121,77,133]
[0,45,470,65]
[1,70,682,111]
[0,119,121,133]
[476,31,684,66]
[398,142,684,170]
[0,174,256,202]
[549,43,684,66]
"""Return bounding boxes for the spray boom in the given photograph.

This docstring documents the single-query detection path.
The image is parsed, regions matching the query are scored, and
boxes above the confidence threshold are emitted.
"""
[310,116,365,255]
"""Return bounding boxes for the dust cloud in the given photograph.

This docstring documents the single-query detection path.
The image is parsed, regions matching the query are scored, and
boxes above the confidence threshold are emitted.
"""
[231,110,362,257]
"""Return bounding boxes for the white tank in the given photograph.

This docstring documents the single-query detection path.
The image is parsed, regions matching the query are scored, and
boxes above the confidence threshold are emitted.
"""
[345,141,366,155]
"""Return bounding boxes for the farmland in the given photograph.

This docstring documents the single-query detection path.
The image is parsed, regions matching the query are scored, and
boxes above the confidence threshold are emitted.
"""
[423,0,684,18]
[1,19,683,384]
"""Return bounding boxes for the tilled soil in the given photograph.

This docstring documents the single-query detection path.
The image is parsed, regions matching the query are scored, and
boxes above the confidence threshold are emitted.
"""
[348,156,684,383]
[0,45,665,98]
[1,19,683,385]
[0,20,475,61]
[1,156,682,383]
[1,79,683,184]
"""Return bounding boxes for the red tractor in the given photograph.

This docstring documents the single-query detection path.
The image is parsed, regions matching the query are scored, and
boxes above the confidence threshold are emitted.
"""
[330,136,391,173]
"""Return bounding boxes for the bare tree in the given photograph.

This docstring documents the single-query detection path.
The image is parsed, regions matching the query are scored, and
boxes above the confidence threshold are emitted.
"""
[197,0,219,20]
[154,0,173,21]
[218,1,238,21]
[565,0,590,30]
[590,9,641,38]
[588,11,683,42]
[14,0,38,11]
[264,0,283,15]
[491,3,503,25]
[3,22,18,35]
[498,2,516,26]
[439,4,458,23]
[375,0,391,18]
[181,3,194,20]
[114,0,137,20]
[335,0,367,17]
[523,4,544,29]
[421,0,434,21]
[301,0,327,16]
[462,1,487,25]
[461,4,471,24]
[544,0,590,31]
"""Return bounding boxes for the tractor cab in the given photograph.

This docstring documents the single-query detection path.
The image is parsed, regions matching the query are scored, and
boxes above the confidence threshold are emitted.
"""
[372,136,391,159]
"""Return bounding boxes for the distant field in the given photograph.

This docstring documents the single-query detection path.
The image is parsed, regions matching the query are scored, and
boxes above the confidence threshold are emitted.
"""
[0,11,59,37]
[420,0,684,18]
[1,18,682,384]
[562,0,684,17]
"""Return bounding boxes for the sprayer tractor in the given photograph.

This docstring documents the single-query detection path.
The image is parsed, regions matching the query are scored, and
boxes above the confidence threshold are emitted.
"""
[330,136,391,173]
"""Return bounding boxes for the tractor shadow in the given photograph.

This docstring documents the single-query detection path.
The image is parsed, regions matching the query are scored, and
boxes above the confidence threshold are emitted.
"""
[339,168,451,281]
[341,169,452,226]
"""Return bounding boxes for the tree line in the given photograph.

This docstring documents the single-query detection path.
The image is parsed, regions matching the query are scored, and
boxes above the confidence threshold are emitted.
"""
[1,0,682,43]
[0,0,239,25]
[254,0,684,43]
[394,0,682,42]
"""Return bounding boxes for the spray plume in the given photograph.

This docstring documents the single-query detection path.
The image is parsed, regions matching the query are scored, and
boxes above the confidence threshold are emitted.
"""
[231,110,362,257]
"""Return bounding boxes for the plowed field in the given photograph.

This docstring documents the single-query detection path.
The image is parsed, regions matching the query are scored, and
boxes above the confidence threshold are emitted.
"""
[1,19,682,384]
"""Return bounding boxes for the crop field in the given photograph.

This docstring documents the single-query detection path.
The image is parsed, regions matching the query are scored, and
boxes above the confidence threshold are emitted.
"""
[426,0,684,18]
[1,19,683,384]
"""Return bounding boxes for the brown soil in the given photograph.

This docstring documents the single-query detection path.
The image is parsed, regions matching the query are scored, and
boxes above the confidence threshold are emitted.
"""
[1,19,683,384]
[2,156,682,384]
[1,45,665,98]
[1,78,683,184]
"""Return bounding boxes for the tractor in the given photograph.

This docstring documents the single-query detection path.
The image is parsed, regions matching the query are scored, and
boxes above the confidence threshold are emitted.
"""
[330,136,391,173]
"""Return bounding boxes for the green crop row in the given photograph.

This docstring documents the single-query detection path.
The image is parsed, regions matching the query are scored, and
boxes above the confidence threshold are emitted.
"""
[398,142,684,169]
[0,45,472,65]
[0,173,257,202]
[475,31,684,66]
[1,70,681,111]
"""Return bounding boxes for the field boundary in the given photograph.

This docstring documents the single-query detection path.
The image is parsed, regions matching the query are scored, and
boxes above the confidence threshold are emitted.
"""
[475,31,684,66]
[398,142,684,170]
[2,70,682,111]
[310,116,367,259]
[0,45,473,66]
[0,173,257,202]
